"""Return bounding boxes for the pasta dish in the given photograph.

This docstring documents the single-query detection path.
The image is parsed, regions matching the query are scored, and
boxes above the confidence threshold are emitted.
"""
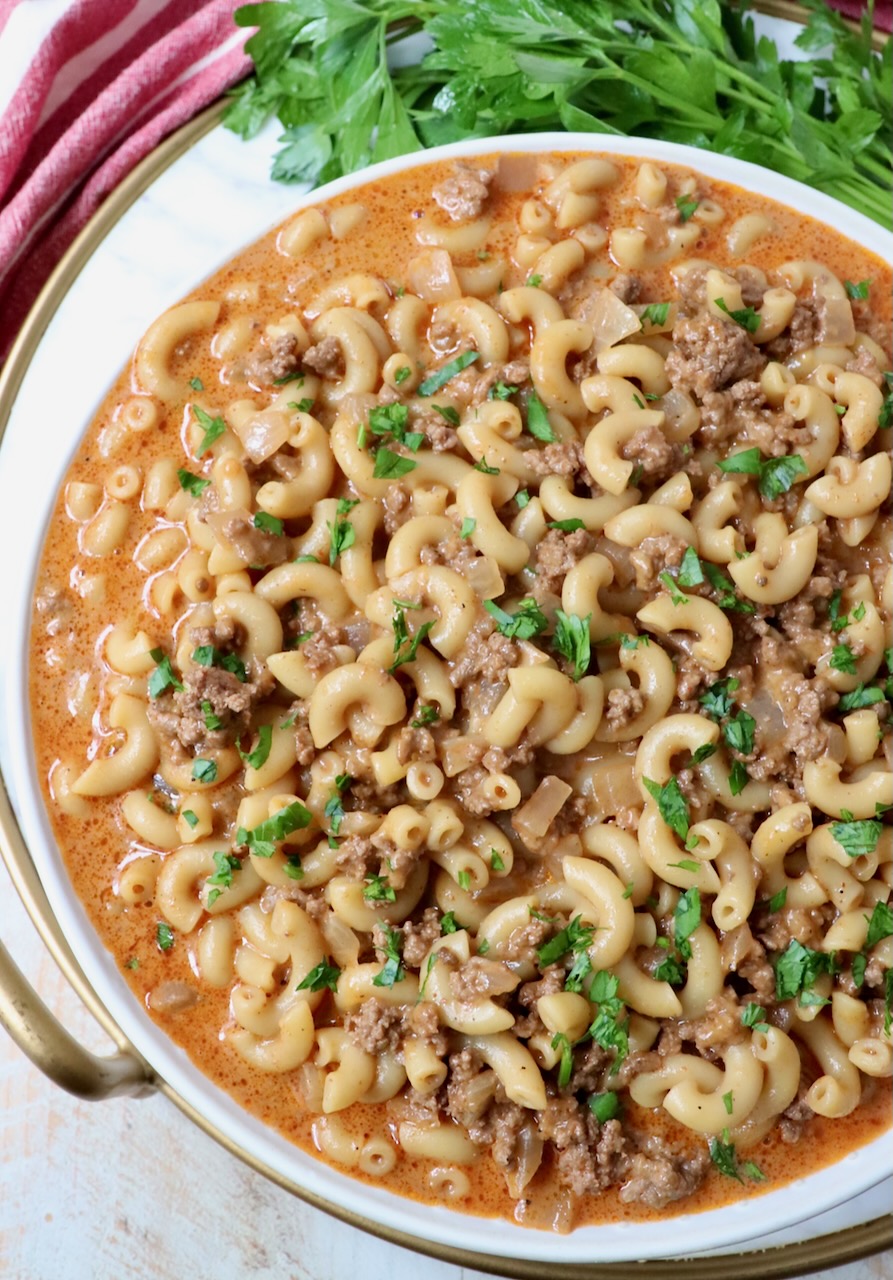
[30,151,892,1230]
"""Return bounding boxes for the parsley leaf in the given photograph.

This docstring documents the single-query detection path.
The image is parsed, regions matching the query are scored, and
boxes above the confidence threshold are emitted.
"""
[417,351,479,396]
[844,279,870,299]
[206,851,241,907]
[547,518,585,532]
[589,1091,621,1124]
[538,915,593,968]
[237,801,312,859]
[741,1004,770,1033]
[192,404,226,455]
[177,468,210,497]
[192,645,247,683]
[865,901,893,950]
[411,704,440,728]
[484,597,548,642]
[643,777,690,844]
[758,453,809,500]
[552,1032,575,1088]
[148,648,183,699]
[460,517,476,539]
[677,546,704,588]
[297,959,341,993]
[526,390,555,442]
[837,683,886,712]
[236,724,273,771]
[364,874,396,903]
[156,922,175,952]
[191,759,217,785]
[675,196,699,223]
[723,710,755,757]
[552,610,591,682]
[658,570,689,606]
[774,939,836,1004]
[372,925,404,987]
[640,302,671,328]
[389,600,434,671]
[588,970,629,1074]
[373,447,417,479]
[830,818,883,858]
[254,511,284,537]
[713,297,760,334]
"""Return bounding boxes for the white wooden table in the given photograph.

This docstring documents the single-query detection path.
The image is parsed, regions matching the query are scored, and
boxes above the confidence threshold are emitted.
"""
[2,855,891,1280]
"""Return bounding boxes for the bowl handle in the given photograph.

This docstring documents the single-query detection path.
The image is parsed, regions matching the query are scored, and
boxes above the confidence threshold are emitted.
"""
[0,936,153,1099]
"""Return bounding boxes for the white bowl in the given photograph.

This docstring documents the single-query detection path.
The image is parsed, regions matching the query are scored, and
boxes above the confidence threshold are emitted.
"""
[2,130,891,1270]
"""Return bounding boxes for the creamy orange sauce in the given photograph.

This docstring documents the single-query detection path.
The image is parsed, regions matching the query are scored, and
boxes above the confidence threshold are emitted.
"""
[29,152,892,1229]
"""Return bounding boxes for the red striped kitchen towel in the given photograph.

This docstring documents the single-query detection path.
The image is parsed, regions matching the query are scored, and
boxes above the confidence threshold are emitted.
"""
[0,1,890,367]
[0,0,252,364]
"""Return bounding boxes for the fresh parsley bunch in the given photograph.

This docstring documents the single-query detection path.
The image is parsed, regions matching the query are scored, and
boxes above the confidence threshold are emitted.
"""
[225,0,892,228]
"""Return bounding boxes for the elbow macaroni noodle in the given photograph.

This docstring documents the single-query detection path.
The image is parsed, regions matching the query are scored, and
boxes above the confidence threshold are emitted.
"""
[30,150,892,1229]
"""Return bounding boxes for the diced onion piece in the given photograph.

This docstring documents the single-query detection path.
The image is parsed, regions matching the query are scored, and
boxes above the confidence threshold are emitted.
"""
[233,408,291,464]
[513,775,573,843]
[589,288,642,352]
[407,249,461,303]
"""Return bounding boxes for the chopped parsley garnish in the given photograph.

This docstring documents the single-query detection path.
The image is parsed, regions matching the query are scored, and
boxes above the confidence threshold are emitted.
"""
[765,887,787,914]
[363,875,396,903]
[538,915,594,969]
[829,643,857,674]
[148,648,183,699]
[837,683,886,712]
[489,381,518,401]
[723,1090,734,1116]
[723,709,755,757]
[713,296,761,334]
[588,1091,621,1124]
[372,925,404,987]
[417,350,479,396]
[394,365,412,385]
[191,645,248,683]
[460,517,476,539]
[526,273,543,287]
[324,774,352,839]
[189,376,204,391]
[489,848,505,872]
[675,196,699,223]
[552,1032,574,1088]
[182,809,200,829]
[440,911,459,935]
[547,518,586,532]
[677,546,704,588]
[288,397,315,413]
[774,939,836,1005]
[327,498,358,564]
[254,511,284,537]
[373,448,417,479]
[177,468,210,497]
[729,760,749,796]
[526,390,556,442]
[830,817,882,858]
[191,404,226,455]
[741,1003,770,1033]
[457,869,471,891]
[368,402,424,451]
[237,724,273,770]
[191,759,217,785]
[658,570,689,606]
[473,458,500,475]
[702,562,755,614]
[389,600,434,672]
[552,609,591,682]
[272,369,304,385]
[588,971,629,1074]
[643,777,692,845]
[716,447,808,499]
[484,597,548,642]
[640,302,670,328]
[206,851,241,906]
[236,800,312,858]
[515,488,530,509]
[283,854,304,880]
[432,403,461,426]
[700,677,741,732]
[844,279,870,299]
[865,901,893,950]
[411,704,440,728]
[296,959,341,993]
[709,1130,765,1182]
[156,921,175,951]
